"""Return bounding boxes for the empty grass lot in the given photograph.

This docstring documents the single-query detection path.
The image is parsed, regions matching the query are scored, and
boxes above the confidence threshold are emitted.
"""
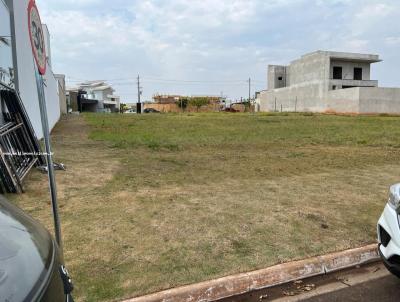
[8,112,400,302]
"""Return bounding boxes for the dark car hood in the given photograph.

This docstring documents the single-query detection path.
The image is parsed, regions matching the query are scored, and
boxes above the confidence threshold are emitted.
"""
[0,195,54,302]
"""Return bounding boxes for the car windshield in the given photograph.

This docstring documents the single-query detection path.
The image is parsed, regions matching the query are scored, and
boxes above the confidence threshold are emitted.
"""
[0,197,53,302]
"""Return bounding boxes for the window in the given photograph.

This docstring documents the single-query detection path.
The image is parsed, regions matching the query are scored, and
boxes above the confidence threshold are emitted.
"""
[333,66,342,80]
[278,76,283,81]
[332,85,337,90]
[354,68,362,80]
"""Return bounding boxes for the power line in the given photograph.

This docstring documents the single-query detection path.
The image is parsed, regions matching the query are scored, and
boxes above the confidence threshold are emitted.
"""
[112,81,256,87]
[108,76,252,83]
[65,75,266,101]
[65,75,266,84]
[141,77,249,83]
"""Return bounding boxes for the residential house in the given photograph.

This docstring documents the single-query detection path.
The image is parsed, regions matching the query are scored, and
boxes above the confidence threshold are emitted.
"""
[67,81,120,113]
[258,50,400,114]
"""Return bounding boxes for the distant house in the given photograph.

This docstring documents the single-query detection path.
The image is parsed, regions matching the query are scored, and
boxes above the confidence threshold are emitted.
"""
[153,94,223,104]
[153,95,182,104]
[148,94,224,113]
[67,81,120,113]
[258,50,400,114]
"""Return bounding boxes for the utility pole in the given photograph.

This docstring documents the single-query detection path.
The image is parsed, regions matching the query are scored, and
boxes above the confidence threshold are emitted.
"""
[248,78,251,112]
[137,75,142,113]
[248,78,251,102]
[137,75,141,103]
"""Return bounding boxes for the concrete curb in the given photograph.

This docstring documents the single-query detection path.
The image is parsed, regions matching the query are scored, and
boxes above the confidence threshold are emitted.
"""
[123,244,379,302]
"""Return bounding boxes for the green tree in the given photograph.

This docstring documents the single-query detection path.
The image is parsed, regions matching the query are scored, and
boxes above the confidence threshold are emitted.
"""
[120,103,128,113]
[176,97,189,111]
[189,97,209,112]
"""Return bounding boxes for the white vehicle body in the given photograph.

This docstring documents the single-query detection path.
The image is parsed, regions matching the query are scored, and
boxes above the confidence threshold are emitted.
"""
[377,183,400,277]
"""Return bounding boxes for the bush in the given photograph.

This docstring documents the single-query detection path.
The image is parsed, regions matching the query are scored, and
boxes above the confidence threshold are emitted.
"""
[176,98,189,110]
[189,97,209,111]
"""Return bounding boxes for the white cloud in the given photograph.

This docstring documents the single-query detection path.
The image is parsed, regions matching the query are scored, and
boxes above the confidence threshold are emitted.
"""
[36,0,400,101]
[355,3,392,19]
[385,36,400,45]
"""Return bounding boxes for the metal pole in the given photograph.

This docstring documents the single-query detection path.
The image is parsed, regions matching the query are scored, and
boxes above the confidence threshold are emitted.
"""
[137,75,141,104]
[34,67,63,257]
[249,78,251,104]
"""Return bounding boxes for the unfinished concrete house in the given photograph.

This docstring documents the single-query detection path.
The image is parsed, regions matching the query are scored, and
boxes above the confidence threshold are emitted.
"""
[257,51,400,114]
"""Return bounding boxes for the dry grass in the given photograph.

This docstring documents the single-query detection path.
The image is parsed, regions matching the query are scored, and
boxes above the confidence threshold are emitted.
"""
[8,113,400,302]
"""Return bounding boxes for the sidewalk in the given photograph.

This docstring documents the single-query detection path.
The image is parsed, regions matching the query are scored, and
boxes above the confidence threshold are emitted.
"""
[124,244,379,302]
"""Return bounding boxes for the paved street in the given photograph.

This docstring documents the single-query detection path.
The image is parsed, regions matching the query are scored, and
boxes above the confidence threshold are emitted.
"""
[218,262,400,302]
[297,274,400,302]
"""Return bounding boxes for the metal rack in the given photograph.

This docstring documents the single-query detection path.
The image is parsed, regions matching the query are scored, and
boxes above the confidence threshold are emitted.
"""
[0,83,44,193]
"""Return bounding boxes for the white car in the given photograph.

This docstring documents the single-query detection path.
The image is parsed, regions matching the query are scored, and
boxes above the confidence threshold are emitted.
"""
[377,183,400,278]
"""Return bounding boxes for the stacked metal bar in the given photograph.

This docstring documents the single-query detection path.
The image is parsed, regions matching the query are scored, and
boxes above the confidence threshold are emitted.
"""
[0,83,45,193]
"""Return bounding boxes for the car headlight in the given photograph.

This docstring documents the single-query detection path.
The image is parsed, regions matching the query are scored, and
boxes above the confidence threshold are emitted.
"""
[388,183,400,210]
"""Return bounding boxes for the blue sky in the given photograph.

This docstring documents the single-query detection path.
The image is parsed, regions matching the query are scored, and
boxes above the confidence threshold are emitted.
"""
[36,0,400,103]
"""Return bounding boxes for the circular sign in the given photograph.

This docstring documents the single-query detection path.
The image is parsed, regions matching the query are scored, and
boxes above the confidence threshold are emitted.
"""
[28,0,46,75]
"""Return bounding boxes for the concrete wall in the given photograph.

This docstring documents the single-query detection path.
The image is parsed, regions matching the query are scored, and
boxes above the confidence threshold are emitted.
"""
[259,82,328,112]
[55,74,67,114]
[260,86,400,114]
[268,65,287,89]
[325,87,400,114]
[329,79,378,90]
[326,87,360,113]
[6,0,60,138]
[144,103,181,113]
[359,87,400,114]
[288,52,329,86]
[267,52,331,90]
[260,52,333,113]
